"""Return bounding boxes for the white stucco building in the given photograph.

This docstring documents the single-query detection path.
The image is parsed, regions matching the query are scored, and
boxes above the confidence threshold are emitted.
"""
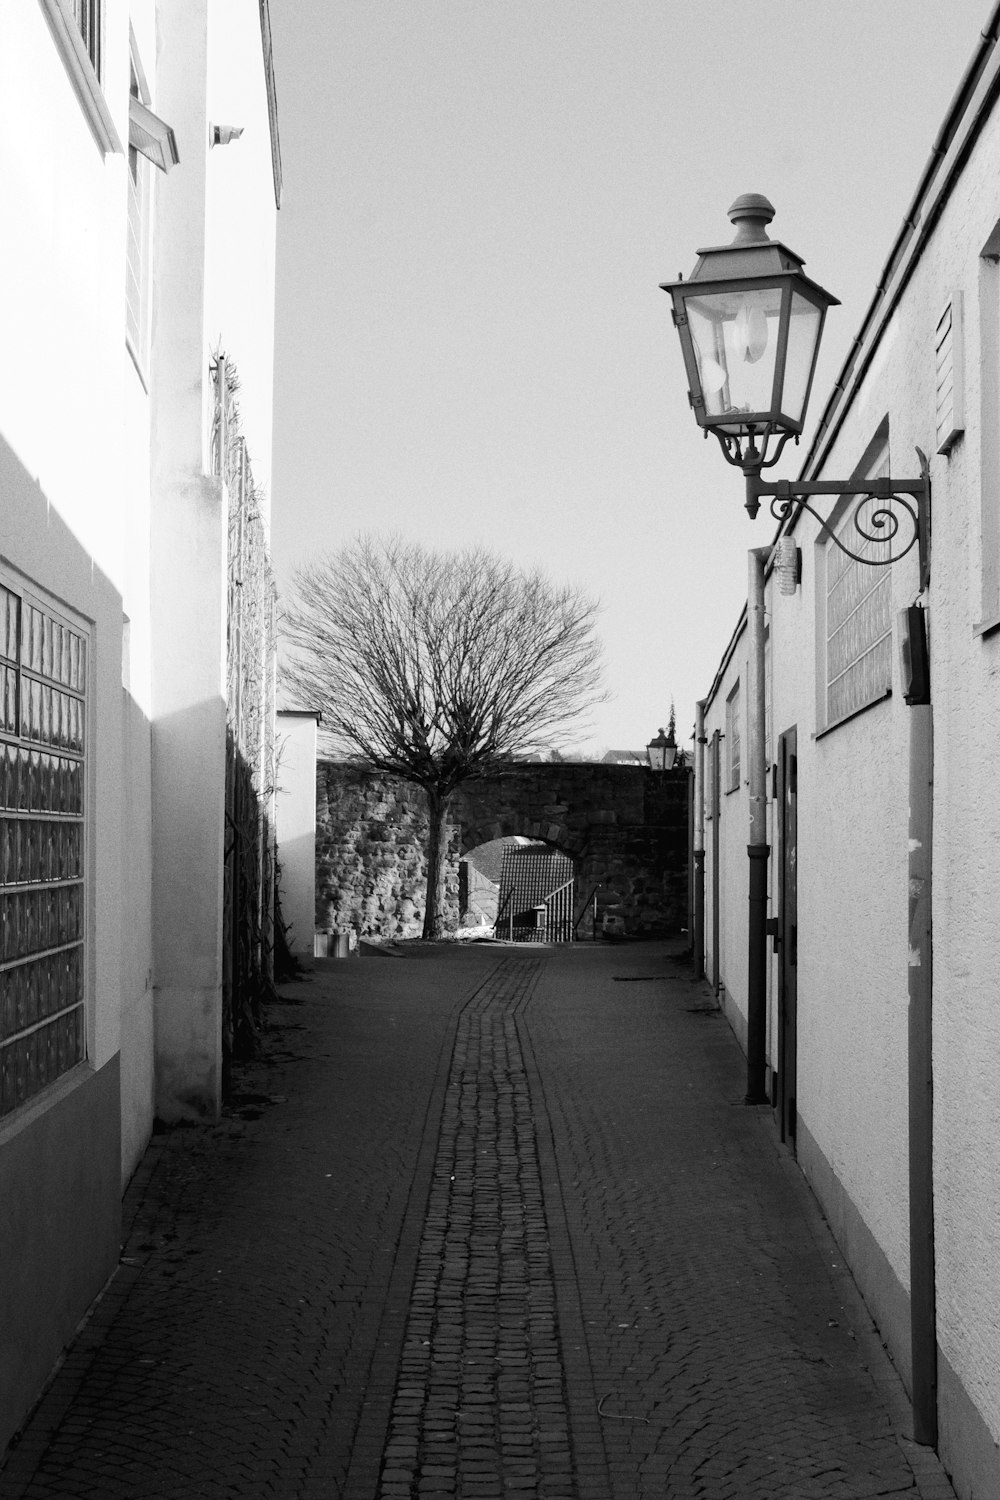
[0,0,279,1453]
[690,12,1000,1495]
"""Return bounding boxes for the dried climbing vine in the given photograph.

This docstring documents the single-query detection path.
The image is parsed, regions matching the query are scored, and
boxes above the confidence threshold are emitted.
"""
[212,353,278,1082]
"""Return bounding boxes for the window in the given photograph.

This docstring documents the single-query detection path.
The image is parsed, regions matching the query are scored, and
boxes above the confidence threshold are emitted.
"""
[125,32,178,374]
[725,682,741,791]
[0,580,88,1118]
[822,452,893,727]
[69,0,101,77]
[38,0,120,154]
[126,52,150,371]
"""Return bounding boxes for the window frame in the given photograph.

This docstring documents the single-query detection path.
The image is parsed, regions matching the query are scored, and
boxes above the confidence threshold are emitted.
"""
[725,681,741,793]
[124,29,178,381]
[125,39,151,379]
[38,0,122,155]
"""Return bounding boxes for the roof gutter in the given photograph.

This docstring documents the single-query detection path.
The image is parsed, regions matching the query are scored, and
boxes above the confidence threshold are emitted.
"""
[797,2,1000,485]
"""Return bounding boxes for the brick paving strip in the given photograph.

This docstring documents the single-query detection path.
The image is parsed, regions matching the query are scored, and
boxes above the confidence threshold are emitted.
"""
[366,955,609,1500]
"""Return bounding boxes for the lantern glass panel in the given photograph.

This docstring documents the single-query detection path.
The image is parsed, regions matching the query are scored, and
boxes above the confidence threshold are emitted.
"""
[685,284,783,428]
[779,291,823,425]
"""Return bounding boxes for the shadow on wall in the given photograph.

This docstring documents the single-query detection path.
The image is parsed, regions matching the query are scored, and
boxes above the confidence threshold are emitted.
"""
[0,432,142,1451]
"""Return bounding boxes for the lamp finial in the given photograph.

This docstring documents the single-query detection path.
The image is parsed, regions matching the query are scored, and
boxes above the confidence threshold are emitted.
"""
[727,194,776,244]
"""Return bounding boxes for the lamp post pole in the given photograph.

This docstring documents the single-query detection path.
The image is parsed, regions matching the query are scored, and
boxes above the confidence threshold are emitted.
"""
[693,699,707,981]
[746,548,770,1105]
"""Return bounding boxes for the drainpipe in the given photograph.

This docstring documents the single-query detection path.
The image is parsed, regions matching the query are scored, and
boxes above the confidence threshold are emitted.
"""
[908,693,936,1446]
[745,548,770,1105]
[693,700,707,980]
[711,729,721,994]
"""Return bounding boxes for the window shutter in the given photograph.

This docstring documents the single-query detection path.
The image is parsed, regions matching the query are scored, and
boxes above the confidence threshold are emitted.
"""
[935,293,964,455]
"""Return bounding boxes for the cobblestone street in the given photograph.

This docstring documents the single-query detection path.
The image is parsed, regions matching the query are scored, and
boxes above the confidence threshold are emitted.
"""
[0,942,956,1499]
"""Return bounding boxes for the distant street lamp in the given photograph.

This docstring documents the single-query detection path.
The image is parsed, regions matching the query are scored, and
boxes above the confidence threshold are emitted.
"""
[646,723,677,772]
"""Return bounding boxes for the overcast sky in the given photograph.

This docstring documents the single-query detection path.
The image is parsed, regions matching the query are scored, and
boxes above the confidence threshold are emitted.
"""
[269,0,992,756]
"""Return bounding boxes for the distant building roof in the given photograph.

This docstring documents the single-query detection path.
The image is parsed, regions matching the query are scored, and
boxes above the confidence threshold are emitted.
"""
[498,847,573,917]
[464,837,542,884]
[601,749,647,765]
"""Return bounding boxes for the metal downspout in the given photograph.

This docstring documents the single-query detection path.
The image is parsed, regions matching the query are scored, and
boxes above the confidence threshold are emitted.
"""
[711,729,721,994]
[746,549,770,1105]
[693,700,706,981]
[909,698,936,1446]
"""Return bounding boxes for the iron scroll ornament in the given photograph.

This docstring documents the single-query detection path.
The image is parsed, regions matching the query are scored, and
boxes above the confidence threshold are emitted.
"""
[745,448,931,579]
[769,483,920,565]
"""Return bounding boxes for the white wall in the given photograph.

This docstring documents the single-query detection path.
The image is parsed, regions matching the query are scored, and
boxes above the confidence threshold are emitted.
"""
[0,0,156,1179]
[149,0,277,1120]
[697,84,1000,1498]
[275,713,319,957]
[902,107,1000,1490]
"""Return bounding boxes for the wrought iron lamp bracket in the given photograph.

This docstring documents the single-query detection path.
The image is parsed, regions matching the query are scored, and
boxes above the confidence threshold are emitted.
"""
[745,448,931,584]
[705,423,796,477]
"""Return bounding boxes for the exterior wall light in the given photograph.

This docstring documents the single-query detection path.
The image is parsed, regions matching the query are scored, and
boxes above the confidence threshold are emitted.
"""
[662,196,930,577]
[773,536,801,595]
[211,124,244,147]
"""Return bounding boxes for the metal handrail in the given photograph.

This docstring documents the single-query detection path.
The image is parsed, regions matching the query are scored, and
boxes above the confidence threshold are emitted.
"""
[495,888,514,941]
[543,878,574,944]
[573,882,601,940]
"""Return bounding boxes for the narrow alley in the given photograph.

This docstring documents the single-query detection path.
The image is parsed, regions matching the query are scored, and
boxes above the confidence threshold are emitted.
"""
[0,944,955,1500]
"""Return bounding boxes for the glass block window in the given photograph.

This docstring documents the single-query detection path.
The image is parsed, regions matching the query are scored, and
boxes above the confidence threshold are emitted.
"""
[825,457,892,726]
[0,581,87,1119]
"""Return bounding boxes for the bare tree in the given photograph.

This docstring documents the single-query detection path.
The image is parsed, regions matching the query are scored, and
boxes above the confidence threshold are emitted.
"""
[283,534,606,937]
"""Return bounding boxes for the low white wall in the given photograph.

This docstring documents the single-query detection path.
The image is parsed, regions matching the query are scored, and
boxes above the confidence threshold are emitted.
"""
[275,713,319,958]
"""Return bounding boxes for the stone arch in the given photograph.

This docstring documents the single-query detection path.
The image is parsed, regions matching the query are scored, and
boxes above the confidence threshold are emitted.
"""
[457,812,585,860]
[315,760,689,941]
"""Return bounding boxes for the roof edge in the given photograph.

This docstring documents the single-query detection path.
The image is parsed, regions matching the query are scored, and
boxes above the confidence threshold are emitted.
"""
[258,0,282,209]
[798,1,1000,482]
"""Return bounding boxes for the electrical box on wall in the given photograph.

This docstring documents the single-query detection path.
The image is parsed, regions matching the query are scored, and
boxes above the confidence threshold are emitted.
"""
[898,605,930,705]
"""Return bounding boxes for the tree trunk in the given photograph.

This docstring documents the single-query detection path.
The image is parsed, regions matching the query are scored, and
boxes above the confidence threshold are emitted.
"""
[422,787,451,939]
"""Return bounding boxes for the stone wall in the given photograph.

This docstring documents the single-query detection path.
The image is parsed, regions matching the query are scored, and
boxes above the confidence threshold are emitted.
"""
[315,766,461,939]
[316,760,689,941]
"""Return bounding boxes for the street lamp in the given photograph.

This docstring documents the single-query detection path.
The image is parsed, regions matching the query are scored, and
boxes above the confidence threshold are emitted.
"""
[662,193,837,493]
[646,724,677,772]
[662,193,933,1105]
[661,195,929,575]
[664,197,936,1447]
